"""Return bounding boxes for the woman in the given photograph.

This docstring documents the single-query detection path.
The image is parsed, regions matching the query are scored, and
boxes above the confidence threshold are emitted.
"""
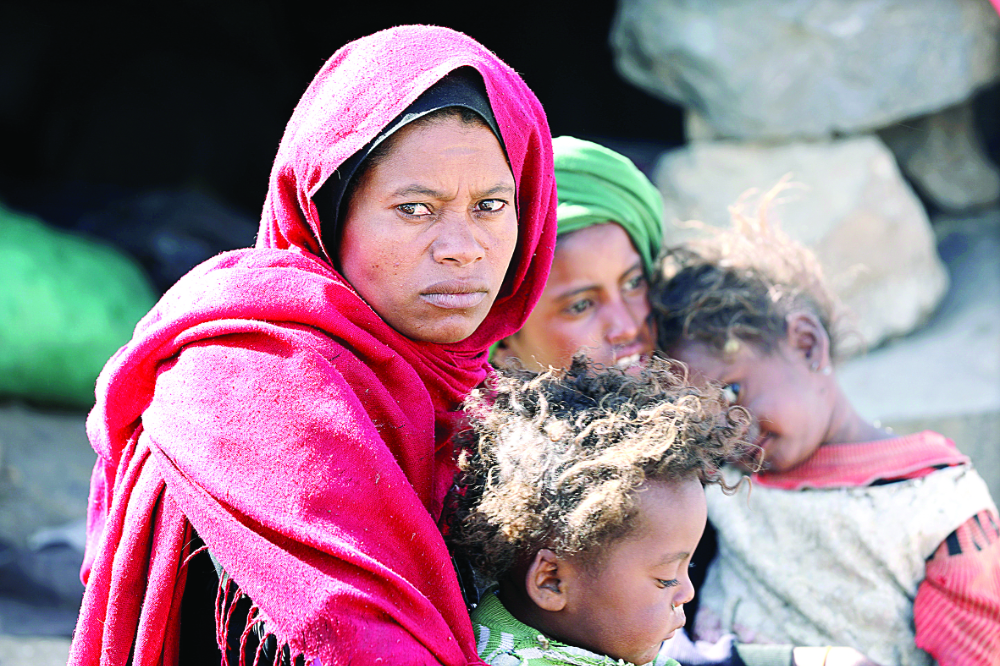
[70,26,556,666]
[492,135,660,372]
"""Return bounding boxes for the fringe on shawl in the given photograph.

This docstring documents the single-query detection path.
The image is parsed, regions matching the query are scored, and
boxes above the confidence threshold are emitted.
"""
[215,568,306,666]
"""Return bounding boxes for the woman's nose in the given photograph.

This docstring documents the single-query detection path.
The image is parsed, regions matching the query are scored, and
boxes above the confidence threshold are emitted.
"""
[605,299,644,346]
[431,213,485,267]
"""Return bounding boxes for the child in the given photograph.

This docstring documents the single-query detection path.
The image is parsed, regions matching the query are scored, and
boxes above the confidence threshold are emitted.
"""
[650,201,1000,666]
[446,357,752,666]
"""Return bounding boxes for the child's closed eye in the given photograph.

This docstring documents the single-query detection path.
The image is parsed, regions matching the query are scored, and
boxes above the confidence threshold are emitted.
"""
[656,579,679,588]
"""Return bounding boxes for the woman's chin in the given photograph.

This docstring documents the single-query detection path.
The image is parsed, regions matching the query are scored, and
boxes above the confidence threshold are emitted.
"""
[393,311,490,345]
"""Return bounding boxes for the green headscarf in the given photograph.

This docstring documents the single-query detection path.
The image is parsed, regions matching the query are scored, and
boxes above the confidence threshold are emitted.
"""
[552,135,664,275]
[489,137,665,360]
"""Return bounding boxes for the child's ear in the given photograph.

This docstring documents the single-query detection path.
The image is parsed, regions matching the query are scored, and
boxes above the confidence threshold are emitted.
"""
[785,311,831,371]
[525,549,568,612]
[491,336,519,369]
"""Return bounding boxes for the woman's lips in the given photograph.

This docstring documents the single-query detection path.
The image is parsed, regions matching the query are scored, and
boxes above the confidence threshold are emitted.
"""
[615,353,642,369]
[420,282,489,309]
[613,343,648,369]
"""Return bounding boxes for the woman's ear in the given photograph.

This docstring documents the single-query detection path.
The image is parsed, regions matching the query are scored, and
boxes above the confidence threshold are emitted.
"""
[785,311,831,372]
[525,549,568,612]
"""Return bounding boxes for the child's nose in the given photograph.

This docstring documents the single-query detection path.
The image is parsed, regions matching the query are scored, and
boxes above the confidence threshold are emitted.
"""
[675,574,696,607]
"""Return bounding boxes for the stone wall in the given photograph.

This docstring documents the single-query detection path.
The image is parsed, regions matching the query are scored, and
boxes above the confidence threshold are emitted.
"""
[612,0,1000,351]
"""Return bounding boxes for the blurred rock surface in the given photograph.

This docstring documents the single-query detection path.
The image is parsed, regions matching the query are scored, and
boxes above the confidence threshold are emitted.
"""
[0,636,70,665]
[655,135,949,352]
[879,100,1000,212]
[0,404,93,550]
[0,402,92,647]
[612,0,1000,140]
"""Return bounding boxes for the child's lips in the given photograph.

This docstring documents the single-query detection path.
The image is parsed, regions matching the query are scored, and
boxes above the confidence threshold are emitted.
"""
[754,432,773,450]
[664,609,686,640]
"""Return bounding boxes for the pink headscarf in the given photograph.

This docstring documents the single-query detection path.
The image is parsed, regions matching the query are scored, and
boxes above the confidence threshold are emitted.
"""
[70,25,556,666]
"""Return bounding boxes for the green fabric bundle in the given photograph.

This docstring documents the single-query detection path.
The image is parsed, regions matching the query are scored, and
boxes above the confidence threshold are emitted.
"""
[0,202,158,407]
[552,135,665,274]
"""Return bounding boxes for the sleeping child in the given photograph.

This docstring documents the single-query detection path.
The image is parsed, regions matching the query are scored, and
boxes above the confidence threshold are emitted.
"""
[650,200,1000,666]
[446,357,752,666]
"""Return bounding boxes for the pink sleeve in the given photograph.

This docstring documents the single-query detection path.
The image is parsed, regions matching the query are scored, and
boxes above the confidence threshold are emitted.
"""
[914,509,1000,665]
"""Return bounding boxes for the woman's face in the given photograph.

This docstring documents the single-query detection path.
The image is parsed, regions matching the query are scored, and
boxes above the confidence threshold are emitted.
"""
[497,223,653,371]
[338,115,518,344]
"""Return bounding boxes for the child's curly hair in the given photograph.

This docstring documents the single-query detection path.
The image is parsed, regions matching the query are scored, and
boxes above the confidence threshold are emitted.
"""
[652,182,845,359]
[446,356,753,584]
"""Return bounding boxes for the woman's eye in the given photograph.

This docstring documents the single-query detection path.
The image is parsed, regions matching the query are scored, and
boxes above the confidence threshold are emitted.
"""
[397,203,432,216]
[657,579,679,588]
[623,273,647,293]
[476,199,507,213]
[722,383,741,404]
[564,299,594,316]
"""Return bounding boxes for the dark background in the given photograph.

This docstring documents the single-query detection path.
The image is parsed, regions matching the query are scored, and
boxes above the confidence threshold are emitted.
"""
[0,2,684,235]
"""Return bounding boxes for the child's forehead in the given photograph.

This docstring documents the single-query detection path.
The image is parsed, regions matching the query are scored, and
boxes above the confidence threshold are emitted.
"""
[670,339,744,380]
[602,477,707,560]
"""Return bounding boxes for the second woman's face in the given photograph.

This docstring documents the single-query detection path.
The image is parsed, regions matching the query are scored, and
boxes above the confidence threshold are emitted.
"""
[498,223,654,371]
[339,116,518,344]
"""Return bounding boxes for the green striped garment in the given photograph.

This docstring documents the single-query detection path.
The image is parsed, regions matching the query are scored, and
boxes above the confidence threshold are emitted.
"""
[470,589,680,666]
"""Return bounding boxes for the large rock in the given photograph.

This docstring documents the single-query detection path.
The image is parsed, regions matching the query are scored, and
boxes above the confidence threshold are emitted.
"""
[611,0,1000,140]
[655,135,949,352]
[879,100,1000,212]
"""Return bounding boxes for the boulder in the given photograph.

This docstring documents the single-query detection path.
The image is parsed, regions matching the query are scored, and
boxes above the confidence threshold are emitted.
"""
[655,135,948,352]
[611,0,1000,140]
[879,99,1000,212]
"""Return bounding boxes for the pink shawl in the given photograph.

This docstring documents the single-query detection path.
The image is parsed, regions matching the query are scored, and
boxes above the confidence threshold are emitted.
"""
[70,25,556,666]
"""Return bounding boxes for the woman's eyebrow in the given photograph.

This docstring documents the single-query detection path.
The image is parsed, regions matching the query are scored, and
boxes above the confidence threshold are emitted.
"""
[391,184,443,198]
[555,285,599,300]
[623,261,644,276]
[476,183,516,198]
[390,182,515,199]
